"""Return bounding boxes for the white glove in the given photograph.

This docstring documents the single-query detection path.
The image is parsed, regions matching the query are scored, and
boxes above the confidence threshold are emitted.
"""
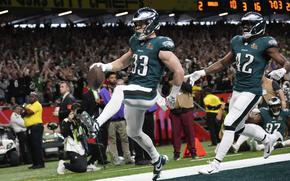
[166,85,181,109]
[156,91,168,111]
[268,68,287,81]
[89,62,112,72]
[184,70,206,85]
[166,95,176,110]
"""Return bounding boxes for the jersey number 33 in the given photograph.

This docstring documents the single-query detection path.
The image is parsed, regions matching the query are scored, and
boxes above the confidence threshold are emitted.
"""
[131,54,149,76]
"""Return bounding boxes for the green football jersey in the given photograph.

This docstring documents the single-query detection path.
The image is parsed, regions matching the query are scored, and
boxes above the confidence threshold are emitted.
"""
[231,35,278,95]
[259,108,290,139]
[128,34,175,89]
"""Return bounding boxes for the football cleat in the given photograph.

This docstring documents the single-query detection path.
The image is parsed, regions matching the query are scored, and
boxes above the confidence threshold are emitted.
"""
[152,155,168,181]
[263,133,277,159]
[198,160,220,175]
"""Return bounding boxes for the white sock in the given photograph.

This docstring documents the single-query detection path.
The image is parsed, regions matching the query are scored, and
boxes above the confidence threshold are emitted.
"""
[132,132,160,163]
[215,130,235,162]
[240,124,268,144]
[256,143,265,151]
[233,135,249,150]
[97,86,124,127]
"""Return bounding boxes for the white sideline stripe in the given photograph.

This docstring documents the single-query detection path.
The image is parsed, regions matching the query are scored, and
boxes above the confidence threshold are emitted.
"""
[190,153,242,162]
[95,153,290,181]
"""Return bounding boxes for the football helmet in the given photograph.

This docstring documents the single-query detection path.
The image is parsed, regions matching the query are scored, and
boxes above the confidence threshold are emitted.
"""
[241,12,266,39]
[268,96,281,116]
[132,7,160,40]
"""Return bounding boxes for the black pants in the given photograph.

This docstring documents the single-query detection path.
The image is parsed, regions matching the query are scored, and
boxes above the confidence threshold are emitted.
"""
[134,111,155,162]
[27,124,44,166]
[87,143,104,165]
[64,152,87,173]
[96,121,109,164]
[16,131,31,164]
[206,112,220,145]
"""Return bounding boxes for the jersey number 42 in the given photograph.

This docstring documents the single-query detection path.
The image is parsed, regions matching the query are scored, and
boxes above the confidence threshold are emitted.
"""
[236,53,254,74]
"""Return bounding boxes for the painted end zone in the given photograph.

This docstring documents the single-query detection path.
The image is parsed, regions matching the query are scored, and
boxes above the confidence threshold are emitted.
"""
[95,153,290,181]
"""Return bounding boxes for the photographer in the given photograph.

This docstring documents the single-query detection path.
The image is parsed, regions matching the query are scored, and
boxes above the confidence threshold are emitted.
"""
[57,103,91,174]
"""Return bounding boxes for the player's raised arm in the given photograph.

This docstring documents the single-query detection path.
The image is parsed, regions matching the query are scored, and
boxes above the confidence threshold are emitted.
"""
[185,51,233,85]
[267,47,290,80]
[89,49,133,72]
[204,51,233,75]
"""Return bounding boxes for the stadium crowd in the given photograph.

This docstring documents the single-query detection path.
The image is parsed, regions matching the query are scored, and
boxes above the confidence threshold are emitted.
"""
[0,23,289,105]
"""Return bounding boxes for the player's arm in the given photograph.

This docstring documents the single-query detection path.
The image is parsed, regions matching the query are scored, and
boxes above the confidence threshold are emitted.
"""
[267,47,290,80]
[110,49,134,71]
[159,51,184,86]
[185,51,233,84]
[159,50,184,108]
[90,49,133,72]
[204,51,233,75]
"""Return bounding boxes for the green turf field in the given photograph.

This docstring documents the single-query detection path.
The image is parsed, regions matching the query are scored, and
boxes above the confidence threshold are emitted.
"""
[1,142,290,181]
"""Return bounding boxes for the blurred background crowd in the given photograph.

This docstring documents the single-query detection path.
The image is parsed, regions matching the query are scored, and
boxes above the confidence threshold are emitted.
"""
[0,23,289,106]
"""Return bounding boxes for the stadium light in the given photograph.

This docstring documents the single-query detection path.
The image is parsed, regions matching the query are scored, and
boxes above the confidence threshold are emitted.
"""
[115,11,128,17]
[58,11,72,17]
[169,13,175,17]
[0,10,8,15]
[219,12,228,17]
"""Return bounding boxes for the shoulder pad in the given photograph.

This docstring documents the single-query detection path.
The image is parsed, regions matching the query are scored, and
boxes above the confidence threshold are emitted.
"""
[262,36,278,48]
[158,36,175,52]
[230,35,242,44]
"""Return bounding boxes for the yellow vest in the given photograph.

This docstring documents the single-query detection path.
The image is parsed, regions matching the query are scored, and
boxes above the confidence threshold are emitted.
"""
[203,94,222,113]
[24,101,43,127]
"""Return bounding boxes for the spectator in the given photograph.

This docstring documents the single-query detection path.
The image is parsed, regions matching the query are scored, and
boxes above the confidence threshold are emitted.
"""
[22,92,44,169]
[10,105,30,164]
[99,73,133,165]
[57,81,76,133]
[203,87,222,146]
[170,82,196,160]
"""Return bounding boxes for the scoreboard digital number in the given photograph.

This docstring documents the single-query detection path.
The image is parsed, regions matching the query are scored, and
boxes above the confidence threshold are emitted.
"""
[195,0,290,12]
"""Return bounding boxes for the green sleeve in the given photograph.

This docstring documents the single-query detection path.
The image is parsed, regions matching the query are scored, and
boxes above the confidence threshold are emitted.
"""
[159,37,175,52]
[264,36,278,50]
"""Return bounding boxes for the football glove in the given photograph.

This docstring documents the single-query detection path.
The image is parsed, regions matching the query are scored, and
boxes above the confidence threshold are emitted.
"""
[156,91,168,111]
[89,62,112,72]
[184,70,206,85]
[268,68,287,81]
[166,95,176,110]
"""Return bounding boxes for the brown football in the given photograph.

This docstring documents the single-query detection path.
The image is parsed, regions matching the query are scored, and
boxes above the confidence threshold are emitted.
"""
[87,66,105,88]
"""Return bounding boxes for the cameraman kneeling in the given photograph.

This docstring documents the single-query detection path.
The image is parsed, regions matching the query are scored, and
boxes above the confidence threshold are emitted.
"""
[57,103,88,174]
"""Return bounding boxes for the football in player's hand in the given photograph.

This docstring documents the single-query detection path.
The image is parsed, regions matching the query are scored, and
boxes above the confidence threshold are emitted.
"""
[87,66,105,88]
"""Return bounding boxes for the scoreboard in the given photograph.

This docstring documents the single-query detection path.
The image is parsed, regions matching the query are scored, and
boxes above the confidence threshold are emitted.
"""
[194,0,290,13]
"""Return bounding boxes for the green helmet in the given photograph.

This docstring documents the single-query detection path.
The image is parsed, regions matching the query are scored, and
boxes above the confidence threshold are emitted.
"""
[132,7,160,40]
[241,12,266,39]
[268,96,281,116]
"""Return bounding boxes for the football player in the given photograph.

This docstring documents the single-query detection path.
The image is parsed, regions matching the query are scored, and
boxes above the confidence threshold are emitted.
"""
[90,7,184,180]
[233,97,290,152]
[185,12,290,174]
